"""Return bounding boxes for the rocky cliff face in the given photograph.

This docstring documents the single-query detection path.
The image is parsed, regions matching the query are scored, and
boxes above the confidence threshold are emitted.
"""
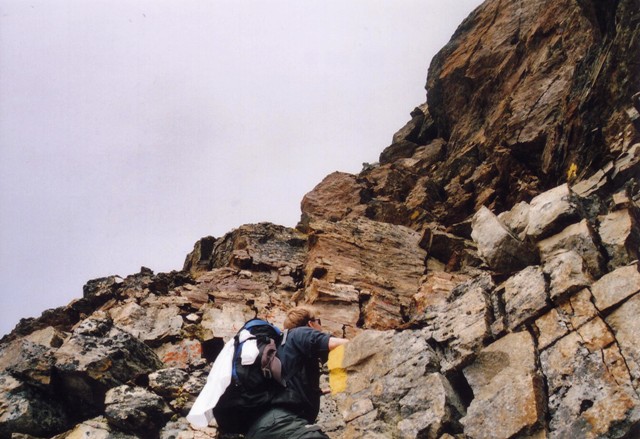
[2,0,639,438]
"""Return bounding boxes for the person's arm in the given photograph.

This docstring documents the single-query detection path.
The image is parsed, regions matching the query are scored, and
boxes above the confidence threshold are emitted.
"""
[328,337,348,351]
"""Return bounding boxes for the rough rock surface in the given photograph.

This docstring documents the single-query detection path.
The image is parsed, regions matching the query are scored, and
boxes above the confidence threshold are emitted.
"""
[104,385,173,437]
[461,331,544,439]
[1,0,639,438]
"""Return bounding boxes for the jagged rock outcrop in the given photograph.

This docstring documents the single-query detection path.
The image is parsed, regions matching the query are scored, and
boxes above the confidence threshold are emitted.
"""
[1,0,639,438]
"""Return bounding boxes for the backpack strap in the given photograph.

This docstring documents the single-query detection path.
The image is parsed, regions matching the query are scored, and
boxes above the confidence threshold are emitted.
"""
[231,333,242,384]
[243,319,268,331]
[261,338,283,385]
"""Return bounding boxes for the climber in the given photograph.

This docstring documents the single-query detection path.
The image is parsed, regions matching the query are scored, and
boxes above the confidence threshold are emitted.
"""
[243,306,349,439]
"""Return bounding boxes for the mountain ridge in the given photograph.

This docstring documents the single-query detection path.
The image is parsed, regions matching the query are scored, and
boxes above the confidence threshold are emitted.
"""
[2,0,639,437]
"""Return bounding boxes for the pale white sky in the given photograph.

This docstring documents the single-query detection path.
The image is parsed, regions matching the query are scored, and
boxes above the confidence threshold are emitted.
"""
[0,0,482,337]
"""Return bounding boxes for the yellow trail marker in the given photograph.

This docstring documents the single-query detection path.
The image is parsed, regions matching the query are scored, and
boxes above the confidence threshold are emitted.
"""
[567,163,578,181]
[328,344,347,394]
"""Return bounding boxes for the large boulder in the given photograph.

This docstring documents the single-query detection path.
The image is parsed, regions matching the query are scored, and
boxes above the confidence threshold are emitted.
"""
[540,317,640,437]
[53,316,164,418]
[0,339,55,390]
[300,172,366,224]
[606,293,640,391]
[523,184,581,240]
[109,303,183,346]
[538,220,605,279]
[471,206,538,273]
[0,372,69,438]
[426,274,495,373]
[183,223,307,280]
[503,266,548,329]
[542,250,594,301]
[461,331,545,438]
[328,329,464,439]
[104,385,173,437]
[590,263,640,313]
[597,208,640,270]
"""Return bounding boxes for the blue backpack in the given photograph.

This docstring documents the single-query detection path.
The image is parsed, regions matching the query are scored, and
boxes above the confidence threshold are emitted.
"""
[213,319,287,433]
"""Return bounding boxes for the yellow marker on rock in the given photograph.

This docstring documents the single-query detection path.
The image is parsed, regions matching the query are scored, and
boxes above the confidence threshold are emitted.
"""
[328,344,347,394]
[567,163,578,181]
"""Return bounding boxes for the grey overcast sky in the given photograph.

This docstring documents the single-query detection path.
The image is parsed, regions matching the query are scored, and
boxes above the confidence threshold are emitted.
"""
[0,0,483,337]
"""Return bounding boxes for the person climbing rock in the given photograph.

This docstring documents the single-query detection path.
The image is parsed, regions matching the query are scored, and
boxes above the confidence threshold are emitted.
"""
[244,307,348,439]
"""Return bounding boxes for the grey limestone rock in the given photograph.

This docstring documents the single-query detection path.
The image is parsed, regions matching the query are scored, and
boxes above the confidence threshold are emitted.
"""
[104,385,173,437]
[471,206,538,274]
[524,184,581,240]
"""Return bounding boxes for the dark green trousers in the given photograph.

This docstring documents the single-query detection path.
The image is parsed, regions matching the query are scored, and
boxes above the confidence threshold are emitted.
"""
[244,408,329,439]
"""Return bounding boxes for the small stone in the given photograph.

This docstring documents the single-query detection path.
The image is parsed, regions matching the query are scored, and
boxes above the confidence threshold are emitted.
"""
[149,368,189,399]
[185,313,200,323]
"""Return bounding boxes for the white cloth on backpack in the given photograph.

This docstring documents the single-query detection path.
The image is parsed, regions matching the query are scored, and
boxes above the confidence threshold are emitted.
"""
[186,338,235,428]
[238,329,252,342]
[241,338,259,365]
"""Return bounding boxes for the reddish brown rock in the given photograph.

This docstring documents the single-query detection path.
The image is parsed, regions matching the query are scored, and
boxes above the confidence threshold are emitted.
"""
[300,172,365,224]
[2,1,640,438]
[424,0,638,221]
[155,339,202,370]
[411,271,471,317]
[301,278,361,338]
[298,218,426,330]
